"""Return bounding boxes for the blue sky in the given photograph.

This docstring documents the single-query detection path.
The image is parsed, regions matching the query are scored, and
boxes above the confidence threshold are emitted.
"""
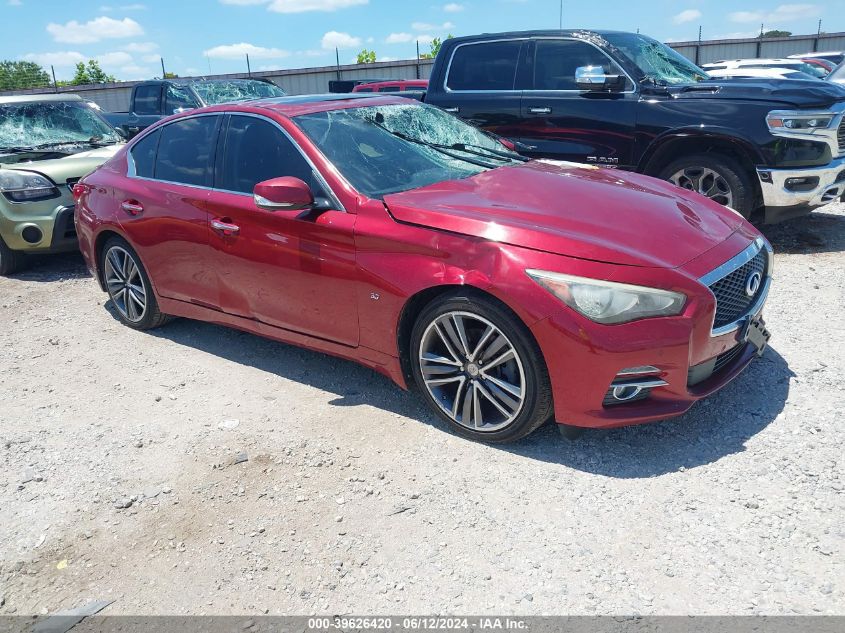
[2,0,844,80]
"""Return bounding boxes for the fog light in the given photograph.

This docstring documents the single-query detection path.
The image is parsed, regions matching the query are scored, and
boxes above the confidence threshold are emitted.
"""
[784,176,819,192]
[603,370,668,407]
[612,385,644,401]
[21,225,43,244]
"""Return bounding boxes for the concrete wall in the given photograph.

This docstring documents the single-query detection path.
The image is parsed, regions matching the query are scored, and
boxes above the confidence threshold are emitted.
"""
[3,30,844,111]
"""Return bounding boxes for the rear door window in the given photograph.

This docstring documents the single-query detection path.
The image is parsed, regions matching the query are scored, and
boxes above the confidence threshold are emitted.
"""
[129,128,160,178]
[446,41,523,91]
[154,115,219,187]
[379,86,400,92]
[216,115,323,196]
[133,85,161,115]
[164,84,196,114]
[532,40,628,90]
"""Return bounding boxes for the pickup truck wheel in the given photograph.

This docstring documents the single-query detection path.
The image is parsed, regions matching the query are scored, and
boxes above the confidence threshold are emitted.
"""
[0,235,27,276]
[410,292,553,443]
[659,153,754,218]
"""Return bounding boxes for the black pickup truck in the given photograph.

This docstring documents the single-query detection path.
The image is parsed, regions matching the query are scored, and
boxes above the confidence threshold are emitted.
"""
[104,78,286,139]
[423,30,845,222]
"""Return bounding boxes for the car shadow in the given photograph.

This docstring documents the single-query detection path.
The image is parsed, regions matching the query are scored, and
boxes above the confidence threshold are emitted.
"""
[8,252,91,282]
[760,208,845,254]
[131,308,792,479]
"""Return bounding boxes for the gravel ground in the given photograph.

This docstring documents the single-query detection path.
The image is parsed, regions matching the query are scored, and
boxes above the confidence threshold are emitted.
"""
[0,203,843,616]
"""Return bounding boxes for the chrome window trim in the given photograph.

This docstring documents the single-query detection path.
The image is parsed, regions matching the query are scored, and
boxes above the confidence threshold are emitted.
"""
[443,38,529,94]
[443,37,637,95]
[699,237,774,337]
[126,111,346,212]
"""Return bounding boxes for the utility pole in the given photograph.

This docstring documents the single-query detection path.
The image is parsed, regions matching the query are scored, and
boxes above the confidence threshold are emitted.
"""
[415,40,421,78]
[559,0,563,29]
[695,25,702,65]
[160,57,166,78]
[246,53,251,77]
[50,65,58,93]
[335,47,341,81]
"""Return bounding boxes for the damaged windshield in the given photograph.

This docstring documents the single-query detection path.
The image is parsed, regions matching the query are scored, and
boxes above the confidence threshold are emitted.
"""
[604,33,710,85]
[294,103,523,198]
[190,79,286,105]
[0,100,121,151]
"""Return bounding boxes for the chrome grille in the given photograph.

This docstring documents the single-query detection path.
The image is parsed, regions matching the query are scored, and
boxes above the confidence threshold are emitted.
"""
[839,118,845,154]
[708,248,768,330]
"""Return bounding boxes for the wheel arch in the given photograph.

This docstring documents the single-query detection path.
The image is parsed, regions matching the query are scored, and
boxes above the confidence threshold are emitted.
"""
[395,283,547,388]
[93,228,133,291]
[639,131,765,213]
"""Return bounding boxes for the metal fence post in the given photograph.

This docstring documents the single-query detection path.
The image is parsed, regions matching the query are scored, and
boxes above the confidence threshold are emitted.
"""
[51,65,58,93]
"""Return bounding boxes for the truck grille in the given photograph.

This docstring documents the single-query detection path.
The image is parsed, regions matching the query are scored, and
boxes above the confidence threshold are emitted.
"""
[708,249,768,330]
[839,117,845,154]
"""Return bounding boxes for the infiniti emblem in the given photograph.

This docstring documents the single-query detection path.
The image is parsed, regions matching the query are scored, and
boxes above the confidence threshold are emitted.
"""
[745,271,763,297]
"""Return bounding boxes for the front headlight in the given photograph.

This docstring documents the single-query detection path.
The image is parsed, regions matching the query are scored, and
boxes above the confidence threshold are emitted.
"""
[766,110,834,133]
[0,170,60,202]
[526,270,687,324]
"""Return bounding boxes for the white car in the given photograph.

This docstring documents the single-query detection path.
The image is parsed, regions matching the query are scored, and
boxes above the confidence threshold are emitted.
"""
[788,51,844,66]
[703,58,828,79]
[705,67,818,81]
[827,62,845,86]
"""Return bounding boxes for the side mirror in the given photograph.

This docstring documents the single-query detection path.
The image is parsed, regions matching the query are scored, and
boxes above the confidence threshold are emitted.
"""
[254,177,314,212]
[173,107,194,115]
[575,66,625,91]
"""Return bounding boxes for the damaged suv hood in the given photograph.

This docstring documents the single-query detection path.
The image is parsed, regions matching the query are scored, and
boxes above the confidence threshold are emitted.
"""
[383,160,744,268]
[0,144,121,184]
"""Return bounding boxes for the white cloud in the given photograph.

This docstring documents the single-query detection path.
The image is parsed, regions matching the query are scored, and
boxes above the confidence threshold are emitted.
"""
[22,51,87,67]
[321,30,361,49]
[122,41,157,53]
[443,2,464,11]
[204,42,290,59]
[219,0,270,4]
[47,16,144,44]
[268,0,367,12]
[378,55,397,62]
[416,34,435,45]
[729,3,821,24]
[8,0,23,6]
[711,30,764,39]
[141,53,161,62]
[386,32,414,44]
[673,9,702,24]
[412,21,454,31]
[119,64,154,79]
[97,51,133,66]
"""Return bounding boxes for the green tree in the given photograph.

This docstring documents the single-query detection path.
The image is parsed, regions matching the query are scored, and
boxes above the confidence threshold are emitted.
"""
[419,34,453,59]
[762,29,792,38]
[71,60,116,85]
[356,49,376,64]
[0,60,51,91]
[163,72,179,79]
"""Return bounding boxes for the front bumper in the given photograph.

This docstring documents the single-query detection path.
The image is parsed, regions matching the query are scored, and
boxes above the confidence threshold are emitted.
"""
[530,233,772,429]
[757,156,845,222]
[0,198,79,253]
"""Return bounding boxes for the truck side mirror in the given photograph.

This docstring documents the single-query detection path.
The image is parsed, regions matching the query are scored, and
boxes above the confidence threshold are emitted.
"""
[575,66,626,92]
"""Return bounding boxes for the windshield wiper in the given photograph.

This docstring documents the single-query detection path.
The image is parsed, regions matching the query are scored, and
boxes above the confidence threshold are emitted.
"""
[366,118,501,169]
[450,142,529,163]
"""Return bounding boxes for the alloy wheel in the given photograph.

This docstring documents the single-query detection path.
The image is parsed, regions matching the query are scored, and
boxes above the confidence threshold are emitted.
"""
[104,246,147,322]
[418,311,526,432]
[669,166,734,207]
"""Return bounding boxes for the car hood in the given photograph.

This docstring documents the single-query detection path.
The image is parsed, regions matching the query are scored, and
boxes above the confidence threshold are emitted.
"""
[668,78,845,108]
[383,160,744,268]
[0,144,122,184]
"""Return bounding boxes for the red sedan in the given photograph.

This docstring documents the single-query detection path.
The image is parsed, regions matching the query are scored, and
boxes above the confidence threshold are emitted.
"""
[74,95,773,443]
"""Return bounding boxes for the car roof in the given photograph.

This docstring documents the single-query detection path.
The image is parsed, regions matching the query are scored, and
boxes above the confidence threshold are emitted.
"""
[446,29,633,42]
[0,93,84,104]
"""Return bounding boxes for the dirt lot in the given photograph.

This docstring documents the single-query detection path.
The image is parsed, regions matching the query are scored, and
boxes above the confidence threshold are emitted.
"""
[1,203,843,616]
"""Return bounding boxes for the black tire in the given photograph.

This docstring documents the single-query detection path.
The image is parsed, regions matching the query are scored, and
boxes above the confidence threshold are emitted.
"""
[410,290,553,443]
[100,236,170,330]
[0,235,27,276]
[657,152,756,219]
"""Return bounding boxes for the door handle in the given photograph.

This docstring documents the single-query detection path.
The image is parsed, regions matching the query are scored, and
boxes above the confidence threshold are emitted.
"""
[211,218,240,236]
[120,200,143,216]
[443,107,460,113]
[528,107,552,114]
[127,126,140,133]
